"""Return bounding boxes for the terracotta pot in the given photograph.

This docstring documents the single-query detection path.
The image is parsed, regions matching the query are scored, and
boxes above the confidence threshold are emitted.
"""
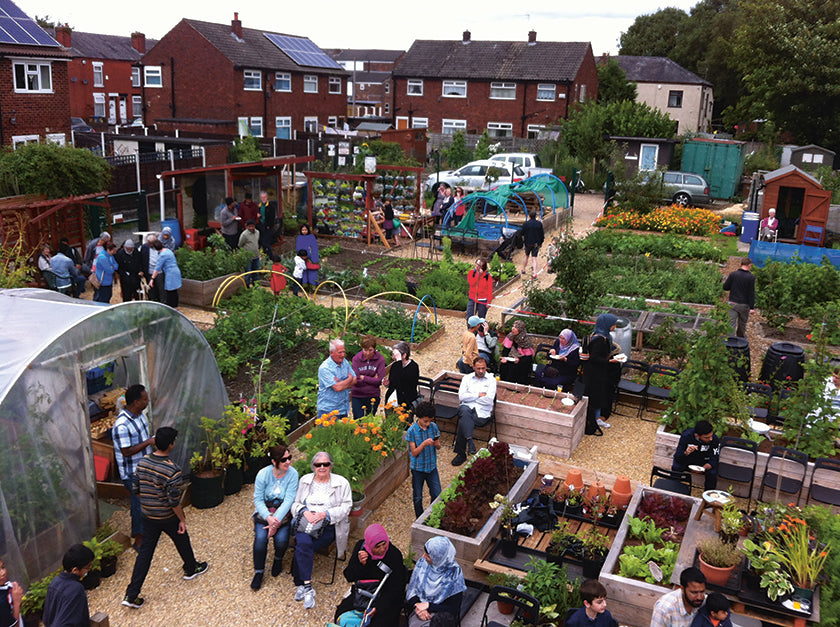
[586,481,606,505]
[564,468,583,491]
[698,555,736,587]
[497,600,515,615]
[611,475,633,510]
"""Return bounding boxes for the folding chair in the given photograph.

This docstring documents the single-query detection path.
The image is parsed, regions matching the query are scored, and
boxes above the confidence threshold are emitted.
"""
[650,466,693,495]
[480,586,540,627]
[614,359,649,420]
[758,446,809,505]
[806,457,840,507]
[802,224,824,246]
[432,378,462,434]
[287,535,345,585]
[644,364,680,411]
[717,436,758,510]
[742,382,773,422]
[768,385,795,427]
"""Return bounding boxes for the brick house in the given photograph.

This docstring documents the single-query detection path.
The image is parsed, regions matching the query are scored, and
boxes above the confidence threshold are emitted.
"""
[327,49,404,118]
[613,56,713,134]
[141,14,349,139]
[52,26,153,128]
[391,31,598,138]
[0,2,71,147]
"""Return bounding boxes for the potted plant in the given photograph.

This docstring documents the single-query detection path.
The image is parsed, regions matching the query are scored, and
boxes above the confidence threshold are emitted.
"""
[98,538,125,578]
[546,521,574,564]
[20,570,59,627]
[486,572,522,615]
[490,494,518,557]
[563,484,584,517]
[719,500,745,544]
[521,557,581,625]
[697,536,743,586]
[580,527,611,579]
[81,537,104,590]
[767,513,831,602]
[189,416,227,509]
[217,404,252,495]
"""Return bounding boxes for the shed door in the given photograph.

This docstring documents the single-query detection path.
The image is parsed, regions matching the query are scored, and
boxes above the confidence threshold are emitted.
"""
[798,188,832,244]
[640,144,658,171]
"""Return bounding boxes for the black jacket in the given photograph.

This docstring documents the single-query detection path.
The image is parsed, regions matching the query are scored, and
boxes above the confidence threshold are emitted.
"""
[334,540,407,627]
[521,218,545,247]
[723,268,755,308]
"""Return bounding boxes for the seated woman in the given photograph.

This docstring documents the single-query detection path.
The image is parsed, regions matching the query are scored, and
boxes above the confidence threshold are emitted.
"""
[500,320,535,384]
[290,451,352,610]
[544,328,581,391]
[250,445,299,590]
[334,524,407,626]
[759,208,778,241]
[406,536,466,627]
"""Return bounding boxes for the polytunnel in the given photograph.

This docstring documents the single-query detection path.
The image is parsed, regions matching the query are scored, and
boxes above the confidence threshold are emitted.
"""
[0,289,228,583]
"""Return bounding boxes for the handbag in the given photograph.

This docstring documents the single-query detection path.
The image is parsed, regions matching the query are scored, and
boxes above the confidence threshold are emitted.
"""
[351,579,381,611]
[292,509,327,539]
[88,262,101,289]
[305,261,321,270]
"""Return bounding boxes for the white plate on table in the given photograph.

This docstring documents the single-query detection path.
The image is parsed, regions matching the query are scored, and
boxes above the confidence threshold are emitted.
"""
[561,397,575,407]
[688,464,706,473]
[782,598,811,613]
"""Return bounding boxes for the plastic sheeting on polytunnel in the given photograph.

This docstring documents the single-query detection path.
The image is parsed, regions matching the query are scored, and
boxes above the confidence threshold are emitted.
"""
[0,289,228,585]
[511,174,570,213]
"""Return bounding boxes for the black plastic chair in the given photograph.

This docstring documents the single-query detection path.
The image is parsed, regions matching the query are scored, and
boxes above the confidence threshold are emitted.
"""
[768,385,795,427]
[644,364,680,411]
[758,446,809,504]
[480,585,540,627]
[650,465,692,495]
[614,359,649,420]
[742,382,773,422]
[806,457,840,507]
[717,436,758,510]
[432,378,462,433]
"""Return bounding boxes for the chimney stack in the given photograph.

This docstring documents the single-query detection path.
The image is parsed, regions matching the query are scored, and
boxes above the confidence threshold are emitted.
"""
[55,24,71,47]
[462,30,471,44]
[528,30,537,45]
[232,12,243,38]
[131,32,146,54]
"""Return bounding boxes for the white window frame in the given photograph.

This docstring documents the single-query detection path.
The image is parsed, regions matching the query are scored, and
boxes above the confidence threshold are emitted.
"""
[329,77,341,94]
[526,124,545,139]
[396,115,409,129]
[639,143,659,171]
[92,62,104,87]
[490,82,516,100]
[383,103,390,115]
[442,118,466,134]
[132,95,142,118]
[303,116,318,132]
[46,133,65,146]
[487,122,513,138]
[303,75,318,94]
[13,61,52,93]
[243,69,262,91]
[93,93,106,118]
[537,83,555,101]
[328,115,338,127]
[12,134,39,147]
[131,67,141,87]
[579,84,587,102]
[442,80,467,98]
[275,72,291,92]
[275,116,292,139]
[249,116,263,137]
[144,66,162,88]
[407,79,423,96]
[384,81,390,94]
[412,117,428,129]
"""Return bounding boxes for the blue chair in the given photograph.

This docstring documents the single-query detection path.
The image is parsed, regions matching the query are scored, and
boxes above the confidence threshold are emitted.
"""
[803,225,824,246]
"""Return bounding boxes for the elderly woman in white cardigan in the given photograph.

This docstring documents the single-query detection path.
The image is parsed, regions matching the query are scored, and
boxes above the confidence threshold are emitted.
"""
[290,451,352,610]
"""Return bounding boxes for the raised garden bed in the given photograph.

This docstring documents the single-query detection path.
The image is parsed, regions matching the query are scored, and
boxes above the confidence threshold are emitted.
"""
[181,274,245,308]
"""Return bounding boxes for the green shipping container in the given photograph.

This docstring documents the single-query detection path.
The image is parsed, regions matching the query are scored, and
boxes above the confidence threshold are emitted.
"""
[680,138,746,200]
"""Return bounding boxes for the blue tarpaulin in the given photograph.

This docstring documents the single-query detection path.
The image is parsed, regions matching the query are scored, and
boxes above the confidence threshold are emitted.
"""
[749,240,840,268]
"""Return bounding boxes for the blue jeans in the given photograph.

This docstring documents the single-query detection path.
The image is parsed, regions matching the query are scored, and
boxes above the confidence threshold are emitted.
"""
[411,468,441,518]
[246,257,261,287]
[466,300,488,320]
[456,357,474,375]
[351,396,381,420]
[253,516,290,571]
[292,525,336,585]
[123,476,143,537]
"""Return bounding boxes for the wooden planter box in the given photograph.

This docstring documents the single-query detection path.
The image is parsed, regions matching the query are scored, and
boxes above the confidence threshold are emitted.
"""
[430,371,588,458]
[654,425,840,510]
[371,325,446,354]
[180,274,245,308]
[410,459,539,578]
[600,485,706,627]
[360,447,409,513]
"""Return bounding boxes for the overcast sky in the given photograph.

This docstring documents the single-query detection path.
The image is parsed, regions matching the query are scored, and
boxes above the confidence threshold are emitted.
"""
[18,0,699,56]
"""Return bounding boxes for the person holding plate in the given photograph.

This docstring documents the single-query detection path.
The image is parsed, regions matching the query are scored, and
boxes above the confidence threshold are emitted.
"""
[546,329,581,390]
[671,420,720,490]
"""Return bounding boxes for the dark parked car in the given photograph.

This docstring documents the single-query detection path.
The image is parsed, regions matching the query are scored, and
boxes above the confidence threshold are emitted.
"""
[71,117,94,133]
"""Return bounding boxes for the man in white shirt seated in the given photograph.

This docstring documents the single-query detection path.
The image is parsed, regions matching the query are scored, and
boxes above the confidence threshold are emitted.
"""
[452,357,497,466]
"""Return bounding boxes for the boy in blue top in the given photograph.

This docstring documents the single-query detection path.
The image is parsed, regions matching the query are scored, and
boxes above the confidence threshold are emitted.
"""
[406,401,442,518]
[690,592,733,627]
[566,579,618,627]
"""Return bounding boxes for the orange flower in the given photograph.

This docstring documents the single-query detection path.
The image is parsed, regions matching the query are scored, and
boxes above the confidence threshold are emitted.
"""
[305,433,313,439]
[381,451,388,456]
[360,428,368,434]
[364,436,370,442]
[820,551,828,558]
[341,417,349,424]
[354,428,361,435]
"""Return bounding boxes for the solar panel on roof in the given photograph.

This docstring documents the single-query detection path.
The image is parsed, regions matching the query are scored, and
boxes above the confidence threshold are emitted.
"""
[0,0,58,46]
[264,33,341,69]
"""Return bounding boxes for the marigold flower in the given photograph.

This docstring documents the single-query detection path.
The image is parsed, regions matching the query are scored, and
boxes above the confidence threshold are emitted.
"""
[360,428,368,434]
[305,433,312,439]
[381,451,388,456]
[354,428,361,435]
[364,436,370,442]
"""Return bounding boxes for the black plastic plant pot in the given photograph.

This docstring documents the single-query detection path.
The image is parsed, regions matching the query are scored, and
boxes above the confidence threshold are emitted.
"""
[190,472,225,509]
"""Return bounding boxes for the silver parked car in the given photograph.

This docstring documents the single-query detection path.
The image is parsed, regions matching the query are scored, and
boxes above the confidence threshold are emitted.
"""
[425,159,526,193]
[661,171,711,206]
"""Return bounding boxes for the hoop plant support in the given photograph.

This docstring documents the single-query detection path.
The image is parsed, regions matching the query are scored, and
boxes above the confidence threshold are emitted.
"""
[411,294,438,345]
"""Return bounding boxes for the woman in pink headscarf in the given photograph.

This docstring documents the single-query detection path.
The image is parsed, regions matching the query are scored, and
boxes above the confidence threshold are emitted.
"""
[333,524,407,626]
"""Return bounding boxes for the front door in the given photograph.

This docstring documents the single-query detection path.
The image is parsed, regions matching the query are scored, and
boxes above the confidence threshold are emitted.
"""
[119,98,127,123]
[108,99,117,125]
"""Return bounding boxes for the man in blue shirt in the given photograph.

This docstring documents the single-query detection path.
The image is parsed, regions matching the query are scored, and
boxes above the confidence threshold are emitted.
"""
[317,339,356,418]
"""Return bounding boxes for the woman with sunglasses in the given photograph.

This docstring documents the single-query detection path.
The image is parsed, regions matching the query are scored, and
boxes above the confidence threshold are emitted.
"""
[250,445,299,590]
[290,451,352,610]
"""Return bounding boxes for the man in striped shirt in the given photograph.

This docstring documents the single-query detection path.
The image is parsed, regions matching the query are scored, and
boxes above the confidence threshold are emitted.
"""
[122,427,208,609]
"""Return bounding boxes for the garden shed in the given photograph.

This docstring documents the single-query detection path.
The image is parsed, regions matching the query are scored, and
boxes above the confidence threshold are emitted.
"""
[0,289,228,584]
[761,165,831,243]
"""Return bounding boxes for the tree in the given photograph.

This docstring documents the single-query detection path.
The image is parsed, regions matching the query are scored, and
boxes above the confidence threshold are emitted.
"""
[352,140,418,174]
[229,136,264,163]
[597,59,637,104]
[618,8,689,57]
[473,130,493,160]
[442,131,472,168]
[0,144,110,198]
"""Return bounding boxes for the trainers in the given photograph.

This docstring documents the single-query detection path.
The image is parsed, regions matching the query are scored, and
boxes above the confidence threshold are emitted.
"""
[596,418,611,429]
[303,586,316,610]
[451,454,467,466]
[250,572,263,590]
[294,584,308,601]
[122,595,144,609]
[271,559,283,577]
[183,561,209,580]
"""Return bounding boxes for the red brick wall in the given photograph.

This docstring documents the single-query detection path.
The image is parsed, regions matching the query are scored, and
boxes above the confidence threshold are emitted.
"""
[67,58,143,126]
[0,59,71,145]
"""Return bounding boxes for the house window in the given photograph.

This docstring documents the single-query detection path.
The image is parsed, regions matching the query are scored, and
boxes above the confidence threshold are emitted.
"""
[487,122,513,138]
[45,133,65,146]
[93,93,106,118]
[384,103,390,114]
[442,80,467,97]
[92,62,104,87]
[442,119,467,134]
[131,67,141,87]
[412,117,428,129]
[329,77,341,94]
[537,84,555,101]
[249,117,263,137]
[11,135,39,148]
[802,153,823,164]
[303,75,318,93]
[275,72,291,92]
[304,116,318,132]
[640,144,659,171]
[328,116,338,127]
[579,84,587,102]
[275,116,291,139]
[132,95,142,118]
[13,61,52,93]
[238,117,249,137]
[527,124,546,139]
[668,90,683,108]
[244,69,262,91]
[384,82,390,94]
[144,66,162,87]
[407,79,423,96]
[490,82,516,100]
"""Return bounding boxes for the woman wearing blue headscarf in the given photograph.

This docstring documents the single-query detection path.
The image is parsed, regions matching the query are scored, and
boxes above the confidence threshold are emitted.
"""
[581,313,620,430]
[405,536,466,627]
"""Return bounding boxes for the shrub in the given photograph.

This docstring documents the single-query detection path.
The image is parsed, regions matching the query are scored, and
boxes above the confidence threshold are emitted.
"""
[175,233,254,281]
